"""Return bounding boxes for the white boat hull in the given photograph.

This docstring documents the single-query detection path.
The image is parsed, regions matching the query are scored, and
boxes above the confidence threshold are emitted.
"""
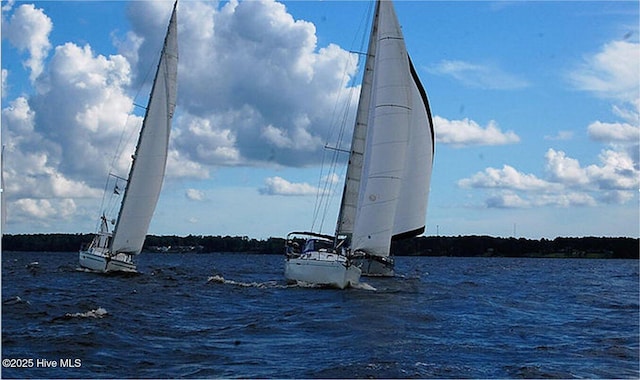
[353,254,395,277]
[79,250,137,273]
[285,251,361,289]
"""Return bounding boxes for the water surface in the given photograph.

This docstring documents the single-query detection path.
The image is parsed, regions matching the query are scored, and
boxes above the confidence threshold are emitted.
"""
[2,252,638,378]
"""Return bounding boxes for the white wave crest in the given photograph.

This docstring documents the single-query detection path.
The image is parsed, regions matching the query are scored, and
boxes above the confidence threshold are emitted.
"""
[352,282,377,291]
[3,296,30,305]
[65,307,108,319]
[208,275,376,291]
[207,275,288,289]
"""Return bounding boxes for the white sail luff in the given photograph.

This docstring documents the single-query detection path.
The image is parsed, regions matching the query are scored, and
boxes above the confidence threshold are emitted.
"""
[110,3,178,255]
[352,0,410,256]
[336,1,379,237]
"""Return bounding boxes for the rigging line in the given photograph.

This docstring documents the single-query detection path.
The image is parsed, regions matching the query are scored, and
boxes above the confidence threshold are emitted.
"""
[314,123,347,232]
[97,41,163,227]
[320,51,362,228]
[311,1,373,234]
[312,52,355,232]
[318,149,341,232]
[95,171,112,233]
[320,89,355,231]
[312,85,351,232]
[110,41,160,173]
[310,139,327,230]
[316,148,337,231]
[311,142,333,232]
[108,172,128,182]
[324,145,350,154]
[326,0,373,214]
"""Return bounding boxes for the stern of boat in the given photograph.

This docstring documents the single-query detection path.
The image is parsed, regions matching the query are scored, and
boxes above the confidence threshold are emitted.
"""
[79,249,137,273]
[79,249,109,272]
[352,251,395,277]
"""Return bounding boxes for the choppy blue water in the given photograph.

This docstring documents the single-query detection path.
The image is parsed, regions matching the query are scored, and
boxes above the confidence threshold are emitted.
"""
[2,251,638,379]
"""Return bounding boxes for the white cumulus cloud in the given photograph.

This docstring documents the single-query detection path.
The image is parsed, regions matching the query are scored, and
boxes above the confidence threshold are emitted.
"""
[31,42,136,183]
[460,147,639,209]
[435,116,520,147]
[486,191,597,209]
[458,165,556,192]
[259,176,321,196]
[545,149,590,186]
[569,40,640,103]
[1,3,52,82]
[585,149,639,191]
[544,130,574,141]
[587,121,640,144]
[185,188,205,201]
[162,0,359,167]
[570,39,640,149]
[1,0,366,231]
[428,59,530,90]
[462,38,640,210]
[12,198,78,224]
[2,97,101,203]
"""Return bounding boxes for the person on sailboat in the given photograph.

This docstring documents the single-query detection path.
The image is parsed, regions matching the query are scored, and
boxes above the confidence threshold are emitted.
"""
[286,241,300,257]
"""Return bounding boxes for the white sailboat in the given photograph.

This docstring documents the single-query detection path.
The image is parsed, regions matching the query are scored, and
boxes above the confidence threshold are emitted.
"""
[79,2,178,273]
[285,231,361,289]
[284,0,434,284]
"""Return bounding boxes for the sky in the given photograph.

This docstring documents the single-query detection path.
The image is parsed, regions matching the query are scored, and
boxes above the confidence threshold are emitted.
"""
[1,0,639,240]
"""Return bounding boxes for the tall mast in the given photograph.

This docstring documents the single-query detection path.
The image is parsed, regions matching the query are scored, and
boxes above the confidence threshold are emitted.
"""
[335,0,381,241]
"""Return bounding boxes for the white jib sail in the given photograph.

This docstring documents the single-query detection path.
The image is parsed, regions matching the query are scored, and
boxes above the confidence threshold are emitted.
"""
[336,1,379,238]
[352,0,412,256]
[110,3,178,255]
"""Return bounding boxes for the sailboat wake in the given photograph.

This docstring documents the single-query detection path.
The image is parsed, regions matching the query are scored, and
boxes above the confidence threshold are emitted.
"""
[75,266,139,277]
[207,275,289,289]
[208,274,377,291]
[351,282,377,291]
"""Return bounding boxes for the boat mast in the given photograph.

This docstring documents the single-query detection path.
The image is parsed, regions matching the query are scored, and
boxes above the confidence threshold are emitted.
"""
[334,0,381,245]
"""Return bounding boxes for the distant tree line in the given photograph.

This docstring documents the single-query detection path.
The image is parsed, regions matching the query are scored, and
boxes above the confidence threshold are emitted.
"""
[392,235,639,259]
[0,234,287,254]
[2,233,93,253]
[143,235,285,254]
[2,234,637,259]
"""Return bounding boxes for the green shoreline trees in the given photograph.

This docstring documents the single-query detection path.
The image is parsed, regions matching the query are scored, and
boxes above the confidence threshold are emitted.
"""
[2,234,637,259]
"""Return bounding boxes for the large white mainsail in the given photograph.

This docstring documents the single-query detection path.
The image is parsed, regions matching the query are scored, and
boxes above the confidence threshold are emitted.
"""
[110,2,178,255]
[80,2,178,272]
[350,0,434,259]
